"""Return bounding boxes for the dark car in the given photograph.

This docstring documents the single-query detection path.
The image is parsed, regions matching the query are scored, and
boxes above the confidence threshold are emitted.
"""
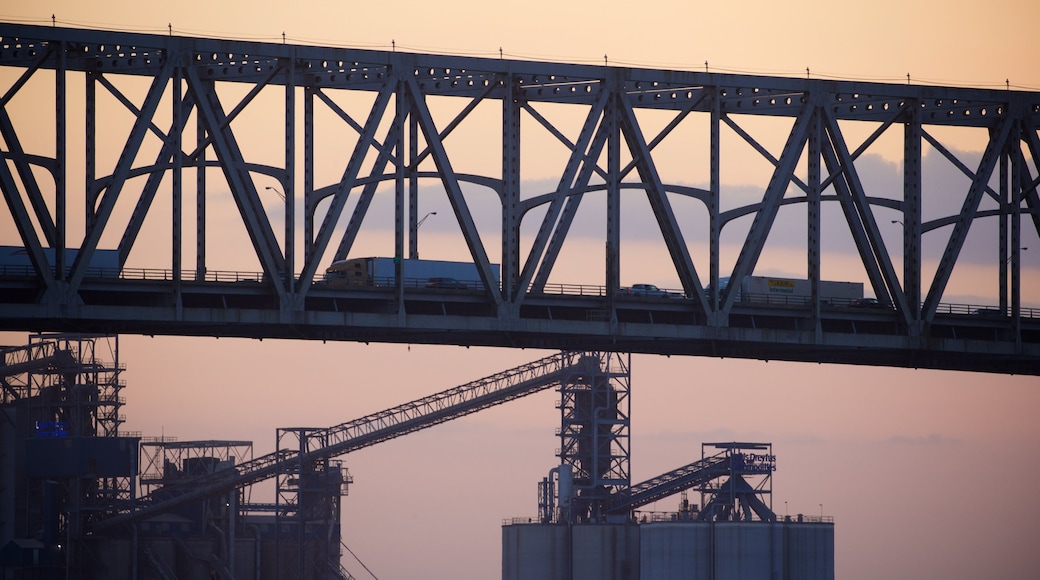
[425,277,467,289]
[619,283,683,299]
[850,298,886,308]
[971,308,1005,318]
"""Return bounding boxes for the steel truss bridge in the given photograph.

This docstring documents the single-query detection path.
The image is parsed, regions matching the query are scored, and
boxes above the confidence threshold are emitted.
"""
[0,23,1038,374]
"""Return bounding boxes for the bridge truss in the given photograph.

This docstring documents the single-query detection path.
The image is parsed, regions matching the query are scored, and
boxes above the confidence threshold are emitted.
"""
[0,23,1038,373]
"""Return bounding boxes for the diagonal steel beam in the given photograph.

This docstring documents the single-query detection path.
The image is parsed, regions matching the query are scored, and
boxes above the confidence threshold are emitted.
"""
[117,92,197,269]
[95,73,171,143]
[333,120,401,263]
[412,82,496,168]
[298,81,395,288]
[922,116,1014,322]
[1019,115,1040,237]
[68,62,174,291]
[923,129,1002,204]
[619,95,705,178]
[184,63,286,161]
[0,105,57,246]
[185,66,286,296]
[405,75,502,305]
[720,104,814,315]
[618,95,708,312]
[515,90,610,302]
[822,106,911,322]
[531,121,610,293]
[0,151,54,286]
[723,114,812,196]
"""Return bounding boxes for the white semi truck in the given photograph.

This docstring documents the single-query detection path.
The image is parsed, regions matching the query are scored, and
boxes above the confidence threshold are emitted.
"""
[323,257,500,289]
[713,275,863,305]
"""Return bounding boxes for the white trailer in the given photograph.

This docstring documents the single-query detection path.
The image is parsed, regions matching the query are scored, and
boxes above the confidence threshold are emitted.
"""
[324,257,500,289]
[716,275,863,305]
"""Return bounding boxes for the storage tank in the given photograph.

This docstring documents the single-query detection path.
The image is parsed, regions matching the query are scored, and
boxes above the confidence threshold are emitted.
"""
[504,520,834,580]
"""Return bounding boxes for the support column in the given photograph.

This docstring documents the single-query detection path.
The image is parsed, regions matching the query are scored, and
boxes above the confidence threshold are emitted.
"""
[408,110,420,259]
[1010,119,1023,345]
[807,106,822,335]
[303,85,315,269]
[395,80,407,314]
[903,104,922,321]
[284,53,296,292]
[709,86,721,316]
[999,147,1009,313]
[196,88,208,279]
[606,89,621,297]
[502,73,521,302]
[172,68,183,313]
[55,41,66,278]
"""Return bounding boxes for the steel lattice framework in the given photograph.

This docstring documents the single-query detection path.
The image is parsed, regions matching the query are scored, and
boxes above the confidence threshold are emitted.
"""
[0,24,1038,373]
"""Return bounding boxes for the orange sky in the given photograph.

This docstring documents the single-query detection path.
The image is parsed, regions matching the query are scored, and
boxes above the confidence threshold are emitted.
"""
[2,2,1040,578]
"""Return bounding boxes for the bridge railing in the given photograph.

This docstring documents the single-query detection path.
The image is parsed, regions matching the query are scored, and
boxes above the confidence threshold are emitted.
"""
[1,265,1036,318]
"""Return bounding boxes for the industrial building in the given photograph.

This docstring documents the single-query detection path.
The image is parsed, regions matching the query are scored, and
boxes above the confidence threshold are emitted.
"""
[0,334,351,579]
[501,353,834,580]
[2,335,832,579]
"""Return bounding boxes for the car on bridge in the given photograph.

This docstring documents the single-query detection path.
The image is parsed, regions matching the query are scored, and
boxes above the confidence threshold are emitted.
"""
[850,298,888,308]
[425,277,468,290]
[619,284,683,299]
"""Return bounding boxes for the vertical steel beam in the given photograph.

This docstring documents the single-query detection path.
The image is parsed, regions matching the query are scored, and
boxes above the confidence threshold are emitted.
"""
[501,74,521,302]
[196,93,208,279]
[395,80,407,312]
[408,108,420,260]
[172,68,183,297]
[303,86,315,271]
[807,106,822,333]
[903,105,923,321]
[284,53,296,293]
[999,147,1009,313]
[85,71,97,240]
[708,87,721,316]
[606,89,621,297]
[1010,118,1023,343]
[54,41,66,278]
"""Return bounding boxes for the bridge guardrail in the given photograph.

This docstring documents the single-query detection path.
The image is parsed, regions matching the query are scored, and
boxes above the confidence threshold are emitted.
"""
[1,265,1035,318]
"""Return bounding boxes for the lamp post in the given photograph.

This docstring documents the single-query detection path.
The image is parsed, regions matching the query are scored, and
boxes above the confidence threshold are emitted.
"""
[413,211,437,259]
[1007,247,1028,263]
[417,211,437,229]
[264,185,285,201]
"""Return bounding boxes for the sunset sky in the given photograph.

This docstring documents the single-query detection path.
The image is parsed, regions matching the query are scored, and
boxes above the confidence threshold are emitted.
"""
[3,1,1040,578]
